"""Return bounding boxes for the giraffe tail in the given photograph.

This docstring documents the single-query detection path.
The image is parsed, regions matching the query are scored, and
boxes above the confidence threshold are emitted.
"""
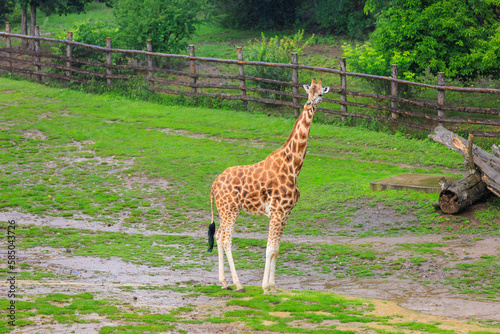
[207,190,216,252]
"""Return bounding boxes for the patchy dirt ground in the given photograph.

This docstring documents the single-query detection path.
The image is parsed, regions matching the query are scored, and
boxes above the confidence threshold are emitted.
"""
[1,209,500,333]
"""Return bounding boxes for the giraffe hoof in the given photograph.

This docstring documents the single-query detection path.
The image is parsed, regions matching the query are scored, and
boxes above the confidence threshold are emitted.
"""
[222,286,233,290]
[236,288,246,293]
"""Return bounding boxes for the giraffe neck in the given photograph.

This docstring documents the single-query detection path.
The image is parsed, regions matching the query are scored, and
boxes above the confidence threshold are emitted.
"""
[277,103,316,175]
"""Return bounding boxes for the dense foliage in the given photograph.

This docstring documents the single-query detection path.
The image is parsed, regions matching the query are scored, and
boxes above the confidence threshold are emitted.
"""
[245,31,313,99]
[1,0,16,24]
[213,0,299,30]
[345,0,500,80]
[52,19,124,80]
[53,19,120,50]
[113,0,201,53]
[213,0,373,38]
[312,0,374,39]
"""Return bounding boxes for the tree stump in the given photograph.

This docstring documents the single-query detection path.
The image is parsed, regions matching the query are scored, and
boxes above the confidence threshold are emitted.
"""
[437,172,488,214]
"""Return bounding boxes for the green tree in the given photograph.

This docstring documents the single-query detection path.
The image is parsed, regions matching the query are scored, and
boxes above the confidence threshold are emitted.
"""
[113,0,201,53]
[1,0,16,25]
[356,0,500,80]
[313,0,374,39]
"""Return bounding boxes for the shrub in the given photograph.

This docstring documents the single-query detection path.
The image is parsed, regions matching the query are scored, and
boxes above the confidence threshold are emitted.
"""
[52,19,123,80]
[113,0,202,53]
[53,19,120,59]
[342,42,415,94]
[245,31,314,100]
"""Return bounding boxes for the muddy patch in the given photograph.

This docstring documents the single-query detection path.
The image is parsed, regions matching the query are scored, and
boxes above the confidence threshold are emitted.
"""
[22,129,47,140]
[349,203,417,232]
[152,127,279,149]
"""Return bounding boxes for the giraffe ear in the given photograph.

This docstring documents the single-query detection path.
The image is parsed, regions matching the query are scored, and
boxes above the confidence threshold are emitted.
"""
[322,86,330,94]
[303,85,310,92]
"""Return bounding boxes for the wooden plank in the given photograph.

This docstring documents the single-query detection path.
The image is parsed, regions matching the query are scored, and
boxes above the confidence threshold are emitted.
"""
[438,72,445,126]
[237,46,247,108]
[340,58,347,122]
[106,37,112,84]
[147,40,153,88]
[5,23,11,68]
[34,26,41,82]
[291,53,299,117]
[391,64,398,119]
[66,32,73,81]
[189,44,196,95]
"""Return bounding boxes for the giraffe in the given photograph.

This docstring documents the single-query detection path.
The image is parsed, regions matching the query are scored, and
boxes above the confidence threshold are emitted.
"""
[208,78,329,294]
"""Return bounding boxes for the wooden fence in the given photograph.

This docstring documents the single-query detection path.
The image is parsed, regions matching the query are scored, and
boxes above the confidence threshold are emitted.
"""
[1,24,500,137]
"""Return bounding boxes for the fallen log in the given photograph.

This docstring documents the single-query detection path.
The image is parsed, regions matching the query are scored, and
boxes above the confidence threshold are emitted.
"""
[436,172,488,214]
[429,126,498,213]
[429,126,500,196]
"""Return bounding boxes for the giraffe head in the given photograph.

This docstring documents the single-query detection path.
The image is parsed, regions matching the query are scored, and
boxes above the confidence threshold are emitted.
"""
[303,78,329,107]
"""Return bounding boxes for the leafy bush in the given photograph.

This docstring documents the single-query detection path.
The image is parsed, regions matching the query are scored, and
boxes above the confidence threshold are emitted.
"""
[342,42,415,95]
[52,19,123,80]
[245,31,313,100]
[53,19,120,58]
[361,0,500,81]
[113,0,202,53]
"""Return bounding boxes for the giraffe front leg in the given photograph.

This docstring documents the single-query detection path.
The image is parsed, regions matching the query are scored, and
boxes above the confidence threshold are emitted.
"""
[262,247,277,294]
[269,251,278,294]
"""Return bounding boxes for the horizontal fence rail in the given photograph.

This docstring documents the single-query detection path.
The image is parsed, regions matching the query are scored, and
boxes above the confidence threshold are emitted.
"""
[1,26,500,137]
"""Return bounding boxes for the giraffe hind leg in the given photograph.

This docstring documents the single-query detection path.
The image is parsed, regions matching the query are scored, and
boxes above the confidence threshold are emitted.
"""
[215,228,230,289]
[218,211,245,291]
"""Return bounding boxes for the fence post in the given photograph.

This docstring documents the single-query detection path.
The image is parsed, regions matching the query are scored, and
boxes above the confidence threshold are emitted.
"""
[6,22,12,69]
[340,57,347,121]
[106,37,112,85]
[189,44,197,95]
[292,53,300,117]
[438,72,445,127]
[34,26,41,83]
[66,32,73,83]
[391,64,398,119]
[236,47,247,109]
[147,40,154,88]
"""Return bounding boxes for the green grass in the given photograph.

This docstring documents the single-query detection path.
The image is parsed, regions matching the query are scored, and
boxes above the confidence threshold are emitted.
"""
[2,76,500,238]
[397,242,447,256]
[445,256,500,298]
